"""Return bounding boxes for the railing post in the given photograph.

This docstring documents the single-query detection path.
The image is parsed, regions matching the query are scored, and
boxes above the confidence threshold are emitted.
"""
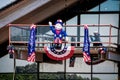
[109,24,112,47]
[37,62,40,80]
[118,62,120,80]
[64,60,66,80]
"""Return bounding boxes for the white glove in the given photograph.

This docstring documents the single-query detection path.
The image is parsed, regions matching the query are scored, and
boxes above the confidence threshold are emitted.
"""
[65,37,69,42]
[49,21,52,26]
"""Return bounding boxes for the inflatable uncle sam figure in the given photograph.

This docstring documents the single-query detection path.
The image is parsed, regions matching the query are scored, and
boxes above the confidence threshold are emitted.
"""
[49,19,68,49]
[44,19,74,60]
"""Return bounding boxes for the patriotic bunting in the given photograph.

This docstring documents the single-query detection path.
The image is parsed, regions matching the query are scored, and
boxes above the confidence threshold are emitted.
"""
[44,46,74,61]
[28,24,36,62]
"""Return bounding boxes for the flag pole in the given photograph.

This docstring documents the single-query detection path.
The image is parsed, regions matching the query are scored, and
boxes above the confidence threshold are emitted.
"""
[13,58,16,80]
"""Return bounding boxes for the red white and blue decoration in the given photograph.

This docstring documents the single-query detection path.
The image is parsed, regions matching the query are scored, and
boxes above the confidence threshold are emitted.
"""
[83,25,107,65]
[44,19,74,60]
[83,25,91,63]
[27,24,36,62]
[49,19,68,44]
[44,46,74,60]
[7,45,15,58]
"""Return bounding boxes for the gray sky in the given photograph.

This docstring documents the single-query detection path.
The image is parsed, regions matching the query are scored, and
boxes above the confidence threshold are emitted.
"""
[0,0,16,9]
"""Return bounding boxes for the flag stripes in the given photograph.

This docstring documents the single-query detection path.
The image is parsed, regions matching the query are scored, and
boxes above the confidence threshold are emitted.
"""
[27,52,35,62]
[83,52,91,62]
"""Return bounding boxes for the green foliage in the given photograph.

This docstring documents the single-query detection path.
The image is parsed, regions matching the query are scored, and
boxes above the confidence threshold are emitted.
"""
[0,74,13,80]
[92,77,100,80]
[0,73,100,80]
[39,73,100,80]
[15,74,37,80]
[16,63,37,73]
[66,74,84,80]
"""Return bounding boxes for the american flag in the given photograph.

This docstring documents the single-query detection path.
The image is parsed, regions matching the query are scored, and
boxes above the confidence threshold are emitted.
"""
[27,24,36,62]
[7,45,15,58]
[83,25,91,62]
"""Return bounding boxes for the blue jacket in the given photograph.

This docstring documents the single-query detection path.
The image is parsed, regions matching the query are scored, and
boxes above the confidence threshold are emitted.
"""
[50,26,67,40]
